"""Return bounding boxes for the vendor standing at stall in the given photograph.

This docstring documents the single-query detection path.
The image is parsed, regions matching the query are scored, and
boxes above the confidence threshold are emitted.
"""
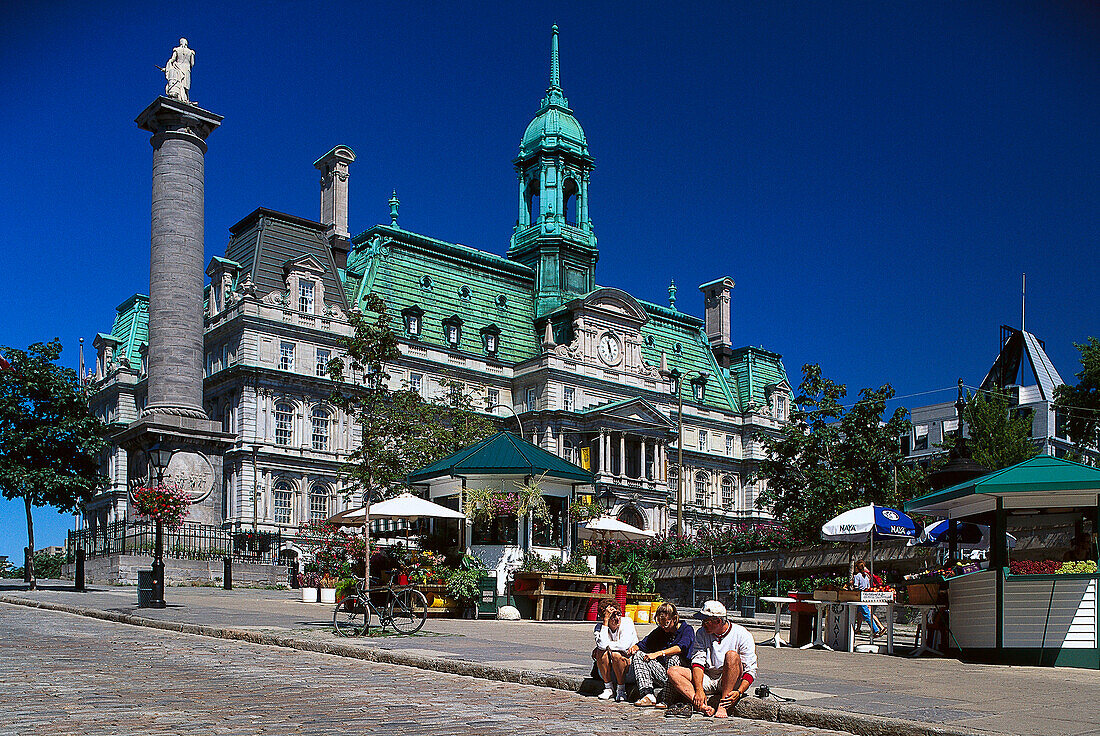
[853,560,882,635]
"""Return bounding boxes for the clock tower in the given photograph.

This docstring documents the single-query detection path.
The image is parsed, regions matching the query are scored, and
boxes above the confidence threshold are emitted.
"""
[508,26,598,318]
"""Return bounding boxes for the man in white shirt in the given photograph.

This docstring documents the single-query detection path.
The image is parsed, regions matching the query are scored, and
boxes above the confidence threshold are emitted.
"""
[592,600,639,701]
[665,600,757,718]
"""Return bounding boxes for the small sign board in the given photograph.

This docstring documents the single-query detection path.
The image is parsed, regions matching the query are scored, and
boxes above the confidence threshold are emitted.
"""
[861,590,895,603]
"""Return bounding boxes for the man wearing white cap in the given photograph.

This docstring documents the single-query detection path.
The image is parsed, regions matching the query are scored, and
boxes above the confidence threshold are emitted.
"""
[665,600,757,718]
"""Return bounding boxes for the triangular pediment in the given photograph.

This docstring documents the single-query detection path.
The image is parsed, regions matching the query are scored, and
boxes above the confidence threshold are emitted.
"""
[583,397,674,429]
[283,254,326,276]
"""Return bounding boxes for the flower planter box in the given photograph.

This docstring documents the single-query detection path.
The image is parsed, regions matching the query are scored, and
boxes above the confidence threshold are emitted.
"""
[320,588,337,604]
[301,587,319,603]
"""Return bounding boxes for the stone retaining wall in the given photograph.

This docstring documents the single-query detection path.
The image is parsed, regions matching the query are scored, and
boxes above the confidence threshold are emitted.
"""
[62,555,288,587]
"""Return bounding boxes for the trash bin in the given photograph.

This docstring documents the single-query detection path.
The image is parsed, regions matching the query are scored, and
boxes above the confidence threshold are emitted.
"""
[137,569,154,607]
[477,572,498,618]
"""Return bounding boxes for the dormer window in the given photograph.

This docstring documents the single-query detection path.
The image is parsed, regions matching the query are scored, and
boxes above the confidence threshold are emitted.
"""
[459,285,472,300]
[496,295,507,308]
[402,306,424,337]
[442,315,463,348]
[691,375,708,402]
[298,280,315,314]
[480,324,501,356]
[420,275,433,290]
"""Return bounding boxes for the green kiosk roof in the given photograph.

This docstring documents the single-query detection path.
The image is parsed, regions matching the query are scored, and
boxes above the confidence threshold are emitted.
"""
[408,431,594,484]
[904,455,1100,518]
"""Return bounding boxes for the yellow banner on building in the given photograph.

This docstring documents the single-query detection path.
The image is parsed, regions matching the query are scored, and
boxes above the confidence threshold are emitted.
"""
[580,446,591,470]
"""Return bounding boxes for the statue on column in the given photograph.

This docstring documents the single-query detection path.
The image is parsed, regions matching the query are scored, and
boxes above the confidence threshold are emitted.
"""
[158,38,194,103]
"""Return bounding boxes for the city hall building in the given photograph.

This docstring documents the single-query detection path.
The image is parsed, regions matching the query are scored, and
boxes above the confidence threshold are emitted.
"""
[83,28,792,551]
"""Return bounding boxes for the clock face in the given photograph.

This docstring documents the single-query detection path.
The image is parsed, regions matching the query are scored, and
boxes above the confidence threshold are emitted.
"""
[597,333,621,365]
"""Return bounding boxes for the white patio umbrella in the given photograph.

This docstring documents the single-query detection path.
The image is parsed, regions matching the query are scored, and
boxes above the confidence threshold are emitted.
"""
[329,493,467,524]
[577,515,655,542]
[821,504,918,577]
[327,493,467,583]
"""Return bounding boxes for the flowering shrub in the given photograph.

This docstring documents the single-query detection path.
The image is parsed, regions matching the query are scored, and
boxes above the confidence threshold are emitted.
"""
[568,499,603,521]
[404,549,445,584]
[298,521,373,577]
[131,485,190,528]
[1009,560,1063,575]
[297,571,321,588]
[585,524,794,566]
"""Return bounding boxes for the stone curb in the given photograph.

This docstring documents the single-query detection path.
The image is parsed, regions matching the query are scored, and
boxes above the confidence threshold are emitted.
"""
[0,595,977,736]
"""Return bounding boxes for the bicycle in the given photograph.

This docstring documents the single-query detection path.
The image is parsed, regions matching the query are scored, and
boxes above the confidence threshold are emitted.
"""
[333,577,428,636]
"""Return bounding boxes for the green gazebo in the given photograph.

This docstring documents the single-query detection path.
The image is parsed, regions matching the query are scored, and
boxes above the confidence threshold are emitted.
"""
[905,455,1100,669]
[408,431,594,594]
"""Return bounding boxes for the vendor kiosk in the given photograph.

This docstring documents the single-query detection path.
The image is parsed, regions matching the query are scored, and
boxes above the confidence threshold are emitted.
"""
[905,456,1100,670]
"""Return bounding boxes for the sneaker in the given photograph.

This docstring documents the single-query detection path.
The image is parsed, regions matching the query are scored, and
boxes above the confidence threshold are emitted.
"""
[665,702,692,718]
[597,686,614,701]
[615,686,627,702]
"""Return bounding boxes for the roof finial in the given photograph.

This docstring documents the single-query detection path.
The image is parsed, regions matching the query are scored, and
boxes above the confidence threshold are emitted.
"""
[388,190,400,228]
[550,25,560,89]
[668,279,677,310]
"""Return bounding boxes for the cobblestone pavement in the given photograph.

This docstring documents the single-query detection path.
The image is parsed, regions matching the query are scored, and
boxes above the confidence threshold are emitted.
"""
[0,604,855,736]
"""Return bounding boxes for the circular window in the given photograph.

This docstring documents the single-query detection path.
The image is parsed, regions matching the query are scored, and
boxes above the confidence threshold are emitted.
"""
[420,275,433,289]
[673,342,683,355]
[496,295,507,308]
[644,335,655,347]
[459,286,471,300]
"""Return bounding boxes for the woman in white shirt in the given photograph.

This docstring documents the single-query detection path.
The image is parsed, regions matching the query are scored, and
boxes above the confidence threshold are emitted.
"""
[592,600,639,701]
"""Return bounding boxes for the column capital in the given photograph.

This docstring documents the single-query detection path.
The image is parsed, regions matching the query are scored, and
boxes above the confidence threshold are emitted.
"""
[136,96,223,150]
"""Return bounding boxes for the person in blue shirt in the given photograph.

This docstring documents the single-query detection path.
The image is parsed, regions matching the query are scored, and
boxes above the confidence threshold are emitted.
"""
[623,602,695,708]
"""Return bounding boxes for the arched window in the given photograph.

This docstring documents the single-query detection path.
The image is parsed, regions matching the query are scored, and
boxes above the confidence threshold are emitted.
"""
[274,402,294,446]
[694,471,710,506]
[310,483,330,522]
[563,177,579,225]
[525,178,540,224]
[563,439,579,465]
[721,475,735,509]
[273,480,294,525]
[617,506,646,531]
[667,466,678,492]
[311,406,330,451]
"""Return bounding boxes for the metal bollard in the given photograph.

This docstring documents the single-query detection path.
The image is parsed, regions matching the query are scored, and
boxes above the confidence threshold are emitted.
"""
[24,547,31,583]
[223,556,232,590]
[75,549,86,591]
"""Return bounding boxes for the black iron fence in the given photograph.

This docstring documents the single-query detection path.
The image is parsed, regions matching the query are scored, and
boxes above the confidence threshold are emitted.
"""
[67,521,285,565]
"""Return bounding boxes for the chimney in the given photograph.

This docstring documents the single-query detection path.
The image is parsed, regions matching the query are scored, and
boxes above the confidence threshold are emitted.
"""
[314,145,356,269]
[698,277,735,368]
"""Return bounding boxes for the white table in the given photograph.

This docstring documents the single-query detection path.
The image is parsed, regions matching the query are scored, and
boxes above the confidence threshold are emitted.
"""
[840,600,895,654]
[798,600,834,651]
[907,603,946,657]
[759,596,796,648]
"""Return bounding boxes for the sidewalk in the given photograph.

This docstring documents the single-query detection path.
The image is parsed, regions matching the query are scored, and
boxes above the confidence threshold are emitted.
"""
[4,582,1098,736]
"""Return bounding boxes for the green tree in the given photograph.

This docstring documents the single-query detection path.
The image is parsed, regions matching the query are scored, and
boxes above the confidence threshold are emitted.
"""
[0,340,107,588]
[755,364,918,543]
[327,295,497,501]
[944,386,1038,470]
[1054,337,1100,462]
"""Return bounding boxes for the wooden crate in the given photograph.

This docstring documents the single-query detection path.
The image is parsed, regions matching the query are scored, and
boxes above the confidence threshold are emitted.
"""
[906,583,945,605]
[813,589,839,601]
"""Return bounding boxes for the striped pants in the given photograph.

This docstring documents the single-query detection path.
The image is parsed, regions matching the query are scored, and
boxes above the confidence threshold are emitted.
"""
[630,652,671,696]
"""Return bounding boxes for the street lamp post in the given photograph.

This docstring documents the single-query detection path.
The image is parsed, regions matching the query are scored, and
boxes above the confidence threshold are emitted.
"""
[147,441,174,609]
[488,403,525,438]
[250,444,261,534]
[658,365,709,536]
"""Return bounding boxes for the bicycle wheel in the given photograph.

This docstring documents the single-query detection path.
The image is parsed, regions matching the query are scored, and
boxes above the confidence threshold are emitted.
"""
[387,588,428,634]
[333,594,367,636]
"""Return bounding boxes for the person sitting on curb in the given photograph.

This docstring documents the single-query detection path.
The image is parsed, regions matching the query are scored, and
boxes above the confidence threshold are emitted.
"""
[592,599,639,701]
[666,600,757,718]
[623,602,695,708]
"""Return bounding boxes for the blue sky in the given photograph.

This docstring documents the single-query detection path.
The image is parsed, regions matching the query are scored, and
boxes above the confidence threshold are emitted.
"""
[1,1,1097,562]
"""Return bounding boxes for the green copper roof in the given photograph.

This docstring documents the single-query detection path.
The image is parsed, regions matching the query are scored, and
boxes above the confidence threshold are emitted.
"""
[905,455,1100,514]
[408,431,593,483]
[348,225,540,364]
[728,346,789,411]
[108,294,149,365]
[519,26,588,158]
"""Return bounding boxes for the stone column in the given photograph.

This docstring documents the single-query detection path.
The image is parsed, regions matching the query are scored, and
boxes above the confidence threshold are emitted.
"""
[136,97,223,419]
[619,433,626,477]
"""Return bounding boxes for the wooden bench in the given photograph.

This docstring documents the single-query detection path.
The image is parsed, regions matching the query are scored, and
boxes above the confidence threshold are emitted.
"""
[513,572,621,621]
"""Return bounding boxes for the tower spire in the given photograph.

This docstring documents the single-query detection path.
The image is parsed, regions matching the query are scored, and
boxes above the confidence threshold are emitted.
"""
[550,24,560,90]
